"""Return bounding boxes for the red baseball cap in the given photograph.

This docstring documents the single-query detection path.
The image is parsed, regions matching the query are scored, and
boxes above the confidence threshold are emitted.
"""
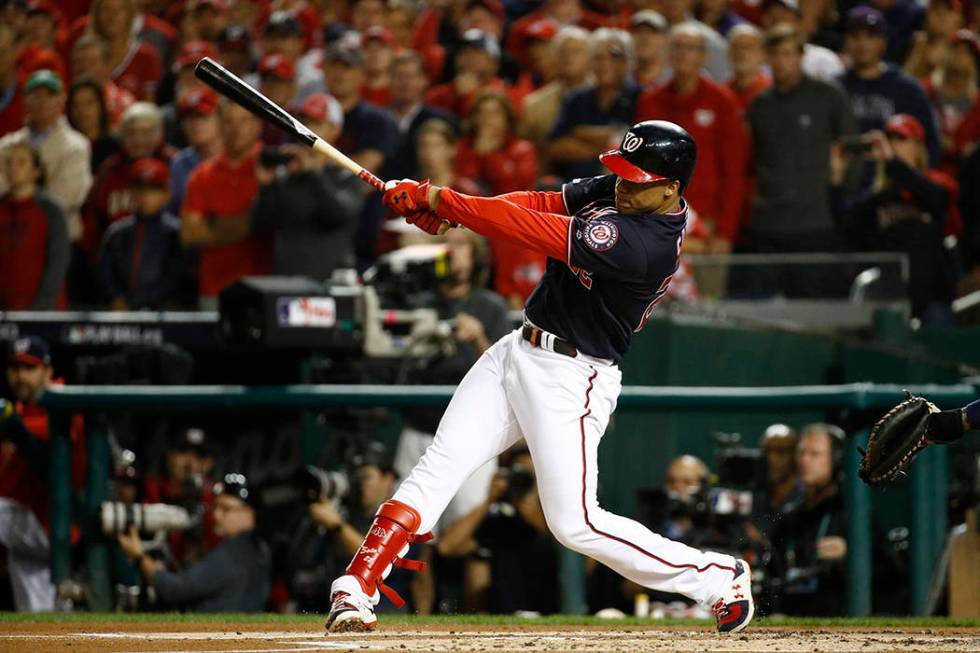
[178,88,219,117]
[884,113,925,142]
[525,19,558,42]
[176,40,218,70]
[297,92,343,124]
[259,53,295,80]
[26,0,58,18]
[130,158,170,188]
[362,26,395,47]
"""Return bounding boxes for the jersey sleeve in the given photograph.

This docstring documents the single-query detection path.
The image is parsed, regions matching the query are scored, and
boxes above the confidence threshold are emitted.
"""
[561,175,617,215]
[568,215,649,279]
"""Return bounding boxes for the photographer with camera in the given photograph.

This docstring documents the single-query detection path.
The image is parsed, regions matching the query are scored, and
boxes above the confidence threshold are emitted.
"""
[117,473,270,612]
[250,92,363,280]
[436,446,556,614]
[751,424,803,541]
[0,337,84,612]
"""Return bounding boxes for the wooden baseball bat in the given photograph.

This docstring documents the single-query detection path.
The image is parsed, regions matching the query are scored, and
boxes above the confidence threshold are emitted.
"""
[193,56,385,191]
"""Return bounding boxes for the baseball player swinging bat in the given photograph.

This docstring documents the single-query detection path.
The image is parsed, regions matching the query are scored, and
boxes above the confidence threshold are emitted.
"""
[194,56,383,190]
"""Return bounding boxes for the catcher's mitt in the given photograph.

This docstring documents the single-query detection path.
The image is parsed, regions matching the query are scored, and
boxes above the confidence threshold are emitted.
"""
[858,392,939,485]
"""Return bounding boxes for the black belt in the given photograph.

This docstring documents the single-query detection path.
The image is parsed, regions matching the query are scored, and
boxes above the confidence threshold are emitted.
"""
[521,325,578,359]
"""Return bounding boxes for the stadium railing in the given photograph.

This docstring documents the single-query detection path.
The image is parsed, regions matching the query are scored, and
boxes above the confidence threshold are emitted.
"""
[41,382,977,615]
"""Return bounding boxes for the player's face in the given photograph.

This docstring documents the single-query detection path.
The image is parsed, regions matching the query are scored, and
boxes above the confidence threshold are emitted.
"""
[6,362,51,403]
[615,177,679,214]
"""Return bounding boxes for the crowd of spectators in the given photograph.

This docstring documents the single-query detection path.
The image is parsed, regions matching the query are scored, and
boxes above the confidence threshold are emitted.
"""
[0,0,978,320]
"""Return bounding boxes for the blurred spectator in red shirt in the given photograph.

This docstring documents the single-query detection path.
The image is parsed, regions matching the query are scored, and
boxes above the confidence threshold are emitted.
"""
[0,25,25,136]
[762,0,844,82]
[636,24,747,250]
[455,90,544,307]
[98,158,182,309]
[520,26,592,159]
[69,34,136,127]
[0,142,69,310]
[548,28,638,180]
[427,29,511,118]
[630,10,670,89]
[904,0,963,80]
[168,88,222,216]
[361,27,396,107]
[85,0,162,101]
[217,25,257,88]
[509,0,609,67]
[67,77,121,173]
[186,0,229,43]
[181,101,270,308]
[384,50,457,180]
[82,101,173,259]
[728,24,771,111]
[263,10,325,103]
[0,69,91,243]
[926,30,979,168]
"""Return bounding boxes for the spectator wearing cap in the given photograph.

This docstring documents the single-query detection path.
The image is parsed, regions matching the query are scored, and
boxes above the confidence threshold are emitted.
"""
[323,35,398,268]
[696,0,747,37]
[216,25,257,90]
[728,24,771,111]
[98,158,182,309]
[905,0,964,80]
[0,25,24,136]
[659,0,731,82]
[0,69,91,243]
[159,40,218,148]
[520,26,591,159]
[630,10,671,89]
[837,114,959,322]
[181,100,270,308]
[118,472,270,612]
[761,0,844,82]
[508,0,610,69]
[459,0,523,86]
[80,102,174,269]
[263,10,325,104]
[742,24,854,279]
[384,51,457,181]
[22,2,68,72]
[0,336,85,611]
[512,19,559,102]
[69,34,136,128]
[548,28,639,180]
[361,27,396,107]
[637,24,748,253]
[67,77,121,173]
[168,88,222,216]
[871,0,926,65]
[0,141,68,310]
[258,54,298,147]
[187,0,229,43]
[926,30,980,171]
[83,0,162,101]
[251,93,364,279]
[839,6,943,165]
[426,29,512,119]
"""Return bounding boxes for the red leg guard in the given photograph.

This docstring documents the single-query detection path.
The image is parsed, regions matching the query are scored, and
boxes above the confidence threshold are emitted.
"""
[345,499,432,608]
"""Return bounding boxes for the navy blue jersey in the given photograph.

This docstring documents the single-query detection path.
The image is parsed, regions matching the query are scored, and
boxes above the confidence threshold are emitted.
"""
[523,175,686,362]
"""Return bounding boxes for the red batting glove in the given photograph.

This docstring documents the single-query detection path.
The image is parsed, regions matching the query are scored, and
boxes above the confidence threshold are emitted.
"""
[383,179,432,215]
[406,210,453,236]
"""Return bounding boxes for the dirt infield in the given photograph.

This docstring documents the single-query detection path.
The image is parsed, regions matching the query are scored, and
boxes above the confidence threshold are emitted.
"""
[1,621,978,653]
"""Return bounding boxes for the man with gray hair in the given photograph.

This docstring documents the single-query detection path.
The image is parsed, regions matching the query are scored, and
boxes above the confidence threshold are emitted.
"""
[520,25,593,153]
[660,0,731,81]
[0,69,92,243]
[80,101,174,261]
[727,24,771,110]
[630,10,671,87]
[548,28,640,180]
[250,93,364,280]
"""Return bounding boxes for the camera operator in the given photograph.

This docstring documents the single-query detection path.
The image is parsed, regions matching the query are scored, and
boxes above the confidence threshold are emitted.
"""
[768,423,847,616]
[250,93,363,280]
[117,473,270,612]
[436,446,557,614]
[393,228,512,535]
[305,443,429,613]
[751,424,803,541]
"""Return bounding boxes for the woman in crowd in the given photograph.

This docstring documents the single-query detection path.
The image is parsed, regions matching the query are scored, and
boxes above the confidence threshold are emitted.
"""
[454,90,544,308]
[0,142,70,310]
[67,77,121,173]
[922,30,979,170]
[86,0,162,101]
[904,0,963,80]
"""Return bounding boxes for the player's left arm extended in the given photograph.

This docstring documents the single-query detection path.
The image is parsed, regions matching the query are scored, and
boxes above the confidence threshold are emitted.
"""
[433,187,570,261]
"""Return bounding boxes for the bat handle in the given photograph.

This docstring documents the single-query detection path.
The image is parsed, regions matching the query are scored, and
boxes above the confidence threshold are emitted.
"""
[357,169,386,192]
[311,138,386,192]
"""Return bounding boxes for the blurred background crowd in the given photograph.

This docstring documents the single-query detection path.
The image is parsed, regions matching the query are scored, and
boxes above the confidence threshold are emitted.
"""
[0,0,979,318]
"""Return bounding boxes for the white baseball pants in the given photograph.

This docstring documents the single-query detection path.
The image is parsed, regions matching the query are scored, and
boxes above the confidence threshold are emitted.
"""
[0,498,56,612]
[393,329,738,606]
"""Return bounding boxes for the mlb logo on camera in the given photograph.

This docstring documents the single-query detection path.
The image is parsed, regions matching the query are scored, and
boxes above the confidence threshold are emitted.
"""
[277,297,337,327]
[582,219,619,251]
